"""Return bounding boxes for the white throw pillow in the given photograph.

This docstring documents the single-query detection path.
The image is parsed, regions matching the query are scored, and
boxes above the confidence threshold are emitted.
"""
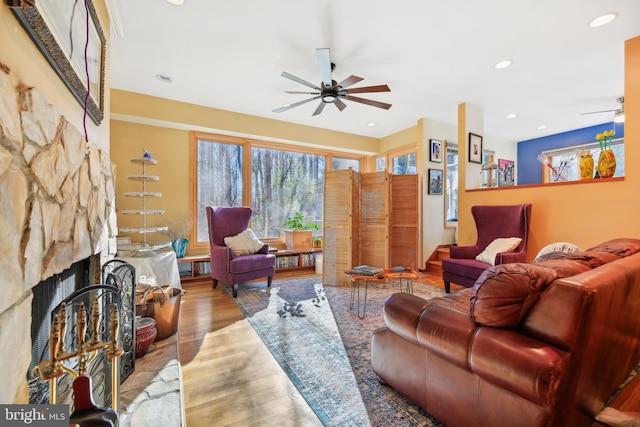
[533,242,582,262]
[224,228,264,256]
[476,237,523,266]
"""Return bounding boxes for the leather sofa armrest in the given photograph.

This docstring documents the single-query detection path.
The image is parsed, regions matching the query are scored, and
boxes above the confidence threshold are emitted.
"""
[383,293,431,345]
[450,244,481,259]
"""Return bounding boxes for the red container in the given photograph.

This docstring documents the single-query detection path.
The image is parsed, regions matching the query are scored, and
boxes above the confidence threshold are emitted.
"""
[135,317,157,358]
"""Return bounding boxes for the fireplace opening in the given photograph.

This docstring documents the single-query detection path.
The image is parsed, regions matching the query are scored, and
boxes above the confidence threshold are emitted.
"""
[29,258,91,405]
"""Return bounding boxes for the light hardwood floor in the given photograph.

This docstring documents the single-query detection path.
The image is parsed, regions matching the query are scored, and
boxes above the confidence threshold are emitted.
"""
[176,270,640,427]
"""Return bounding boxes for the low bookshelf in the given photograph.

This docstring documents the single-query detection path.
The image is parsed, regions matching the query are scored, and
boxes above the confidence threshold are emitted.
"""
[271,248,322,272]
[177,254,212,283]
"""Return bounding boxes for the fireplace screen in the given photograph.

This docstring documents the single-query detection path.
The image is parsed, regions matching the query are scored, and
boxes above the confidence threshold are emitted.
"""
[31,285,122,410]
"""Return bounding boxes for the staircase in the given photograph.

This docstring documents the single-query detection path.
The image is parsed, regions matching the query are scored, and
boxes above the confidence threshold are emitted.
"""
[426,246,450,275]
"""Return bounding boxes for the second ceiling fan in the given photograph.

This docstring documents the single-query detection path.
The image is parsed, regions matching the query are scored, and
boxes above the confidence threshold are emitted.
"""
[273,48,392,116]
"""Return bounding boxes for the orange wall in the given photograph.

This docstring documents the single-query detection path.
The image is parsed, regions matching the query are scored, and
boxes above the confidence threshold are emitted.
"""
[455,36,640,258]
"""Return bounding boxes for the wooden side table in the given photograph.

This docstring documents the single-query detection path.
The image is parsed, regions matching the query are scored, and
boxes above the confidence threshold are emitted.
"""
[381,268,419,294]
[348,273,385,319]
[346,268,419,319]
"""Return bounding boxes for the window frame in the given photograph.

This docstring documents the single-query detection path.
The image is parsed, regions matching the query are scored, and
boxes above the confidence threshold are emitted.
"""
[190,131,365,251]
[444,140,458,229]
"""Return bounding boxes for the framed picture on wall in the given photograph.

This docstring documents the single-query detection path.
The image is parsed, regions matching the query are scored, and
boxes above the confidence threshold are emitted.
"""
[498,159,515,186]
[8,0,106,125]
[427,169,443,195]
[468,133,483,164]
[429,139,443,163]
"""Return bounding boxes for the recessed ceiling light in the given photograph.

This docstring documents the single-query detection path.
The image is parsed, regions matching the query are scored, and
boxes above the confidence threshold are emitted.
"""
[367,122,376,127]
[506,113,518,119]
[494,60,512,70]
[282,103,291,108]
[156,74,173,83]
[165,0,185,5]
[537,125,548,130]
[589,12,618,28]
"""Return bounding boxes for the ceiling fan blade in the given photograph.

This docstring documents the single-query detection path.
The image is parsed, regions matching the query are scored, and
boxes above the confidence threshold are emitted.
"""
[272,95,322,113]
[316,48,332,89]
[580,109,617,115]
[312,101,327,116]
[343,84,391,94]
[337,75,364,89]
[285,91,321,95]
[335,98,347,111]
[343,95,392,110]
[281,71,322,91]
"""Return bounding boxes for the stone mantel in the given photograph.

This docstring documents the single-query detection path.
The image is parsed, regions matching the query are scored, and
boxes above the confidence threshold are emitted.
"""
[0,62,117,403]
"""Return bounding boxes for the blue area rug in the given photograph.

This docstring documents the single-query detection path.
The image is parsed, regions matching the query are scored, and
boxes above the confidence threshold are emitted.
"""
[230,280,371,426]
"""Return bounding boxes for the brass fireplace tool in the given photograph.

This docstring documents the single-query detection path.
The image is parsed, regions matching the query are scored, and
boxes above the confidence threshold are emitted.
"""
[32,298,123,411]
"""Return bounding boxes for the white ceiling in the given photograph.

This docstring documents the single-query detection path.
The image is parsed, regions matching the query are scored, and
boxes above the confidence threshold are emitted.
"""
[108,0,640,142]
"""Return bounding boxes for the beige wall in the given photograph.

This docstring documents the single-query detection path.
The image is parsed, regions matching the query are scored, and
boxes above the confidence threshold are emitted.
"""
[455,36,640,259]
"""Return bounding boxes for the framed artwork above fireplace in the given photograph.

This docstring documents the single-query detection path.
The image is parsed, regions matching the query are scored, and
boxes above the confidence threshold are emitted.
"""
[7,0,106,124]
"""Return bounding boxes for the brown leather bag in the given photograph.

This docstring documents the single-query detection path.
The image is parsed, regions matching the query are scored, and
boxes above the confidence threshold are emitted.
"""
[136,285,182,341]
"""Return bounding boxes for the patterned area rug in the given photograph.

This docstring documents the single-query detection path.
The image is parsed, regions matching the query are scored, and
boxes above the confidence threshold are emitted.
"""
[229,278,371,426]
[230,275,446,427]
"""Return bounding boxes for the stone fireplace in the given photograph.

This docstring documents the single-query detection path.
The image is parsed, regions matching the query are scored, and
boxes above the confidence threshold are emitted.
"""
[0,62,117,404]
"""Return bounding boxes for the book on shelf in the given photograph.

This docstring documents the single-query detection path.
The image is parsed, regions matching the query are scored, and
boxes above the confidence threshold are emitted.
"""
[350,265,383,276]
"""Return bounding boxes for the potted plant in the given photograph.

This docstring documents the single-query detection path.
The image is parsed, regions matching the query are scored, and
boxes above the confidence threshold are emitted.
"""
[284,213,320,250]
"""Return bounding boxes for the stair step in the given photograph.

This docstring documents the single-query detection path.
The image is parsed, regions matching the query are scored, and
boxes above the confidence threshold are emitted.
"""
[437,247,450,261]
[427,260,442,275]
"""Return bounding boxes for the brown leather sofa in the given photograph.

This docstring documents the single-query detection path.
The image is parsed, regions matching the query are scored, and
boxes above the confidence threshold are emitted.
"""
[371,238,640,427]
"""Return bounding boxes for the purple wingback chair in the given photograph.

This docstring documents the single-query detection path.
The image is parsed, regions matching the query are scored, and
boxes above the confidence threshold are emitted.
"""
[442,203,532,293]
[206,206,275,298]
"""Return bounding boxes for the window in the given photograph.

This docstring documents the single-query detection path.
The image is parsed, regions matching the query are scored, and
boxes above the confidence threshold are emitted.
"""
[541,138,624,182]
[193,132,351,247]
[251,147,325,238]
[445,142,458,223]
[332,156,360,172]
[392,153,417,174]
[195,138,244,242]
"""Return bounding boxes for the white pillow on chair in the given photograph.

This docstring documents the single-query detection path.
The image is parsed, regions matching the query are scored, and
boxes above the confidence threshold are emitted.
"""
[224,228,264,256]
[476,237,522,266]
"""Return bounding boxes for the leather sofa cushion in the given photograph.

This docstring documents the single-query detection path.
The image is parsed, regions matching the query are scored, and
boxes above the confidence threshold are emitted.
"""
[470,326,570,405]
[470,263,560,328]
[586,237,640,258]
[470,250,622,329]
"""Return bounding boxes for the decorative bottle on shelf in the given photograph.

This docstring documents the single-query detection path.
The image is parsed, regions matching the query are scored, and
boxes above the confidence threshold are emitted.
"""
[118,148,171,252]
[578,150,594,180]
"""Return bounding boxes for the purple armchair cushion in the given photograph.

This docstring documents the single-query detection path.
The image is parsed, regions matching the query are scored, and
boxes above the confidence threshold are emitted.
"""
[442,258,492,280]
[229,253,276,274]
[471,263,560,328]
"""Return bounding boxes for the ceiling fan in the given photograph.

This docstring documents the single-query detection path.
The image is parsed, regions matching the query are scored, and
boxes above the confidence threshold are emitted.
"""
[581,96,625,123]
[273,48,392,116]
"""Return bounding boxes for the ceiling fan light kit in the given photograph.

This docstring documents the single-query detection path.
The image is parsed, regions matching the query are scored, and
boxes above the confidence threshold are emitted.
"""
[274,48,392,116]
[581,96,624,123]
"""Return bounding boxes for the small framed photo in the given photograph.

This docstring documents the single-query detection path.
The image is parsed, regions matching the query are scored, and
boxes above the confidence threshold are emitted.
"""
[429,139,443,163]
[427,169,443,195]
[498,159,515,186]
[468,133,483,164]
